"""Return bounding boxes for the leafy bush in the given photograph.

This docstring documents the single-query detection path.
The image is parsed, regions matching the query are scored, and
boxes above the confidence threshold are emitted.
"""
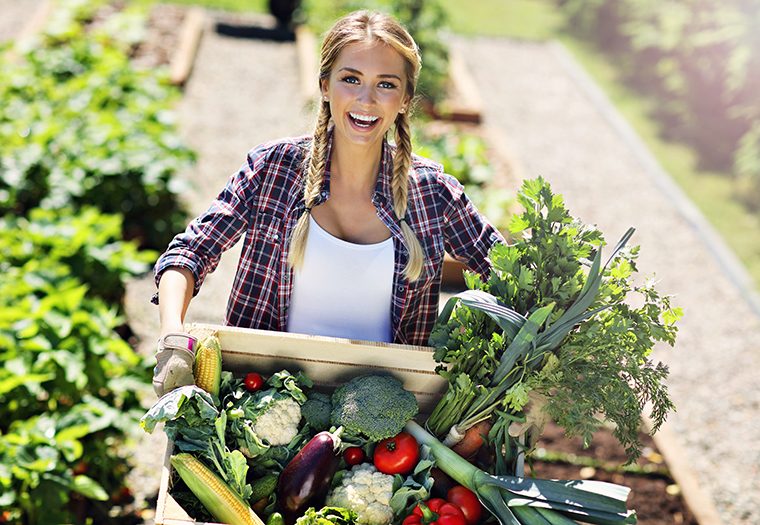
[555,0,760,210]
[414,127,513,231]
[0,232,153,523]
[0,207,155,304]
[0,5,194,249]
[299,0,450,103]
[0,2,190,522]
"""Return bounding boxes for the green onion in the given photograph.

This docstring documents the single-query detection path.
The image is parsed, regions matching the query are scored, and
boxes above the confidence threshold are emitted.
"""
[405,421,636,525]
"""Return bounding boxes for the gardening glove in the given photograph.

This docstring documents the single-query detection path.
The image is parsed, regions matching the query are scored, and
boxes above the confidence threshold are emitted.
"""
[153,332,197,397]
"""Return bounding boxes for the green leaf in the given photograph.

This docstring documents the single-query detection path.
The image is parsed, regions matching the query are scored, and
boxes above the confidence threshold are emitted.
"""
[71,475,109,501]
[0,373,55,395]
[140,385,218,433]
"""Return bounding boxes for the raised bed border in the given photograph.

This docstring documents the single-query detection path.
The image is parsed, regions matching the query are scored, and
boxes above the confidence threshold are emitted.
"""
[13,0,206,87]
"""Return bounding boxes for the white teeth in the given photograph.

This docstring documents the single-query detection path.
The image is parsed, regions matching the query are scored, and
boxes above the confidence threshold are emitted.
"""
[349,112,379,123]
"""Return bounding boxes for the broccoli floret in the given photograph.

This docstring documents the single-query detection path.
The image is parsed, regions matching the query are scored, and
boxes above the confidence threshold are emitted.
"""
[302,391,332,431]
[330,375,418,442]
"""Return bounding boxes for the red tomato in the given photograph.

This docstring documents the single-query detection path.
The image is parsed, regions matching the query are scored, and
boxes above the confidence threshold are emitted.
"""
[244,372,264,392]
[373,432,419,475]
[343,446,365,466]
[447,486,482,525]
[402,498,467,525]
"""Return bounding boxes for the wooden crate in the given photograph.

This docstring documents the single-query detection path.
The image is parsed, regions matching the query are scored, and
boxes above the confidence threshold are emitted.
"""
[155,323,446,525]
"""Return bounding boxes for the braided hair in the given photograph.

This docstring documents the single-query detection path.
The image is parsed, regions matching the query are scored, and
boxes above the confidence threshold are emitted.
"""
[288,10,424,281]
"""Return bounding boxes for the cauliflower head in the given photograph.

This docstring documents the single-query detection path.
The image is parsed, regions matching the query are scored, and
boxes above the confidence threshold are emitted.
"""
[326,463,395,525]
[252,396,301,445]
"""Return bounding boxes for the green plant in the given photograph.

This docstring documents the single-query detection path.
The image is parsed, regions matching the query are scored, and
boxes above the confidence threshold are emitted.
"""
[427,178,680,463]
[414,127,513,231]
[0,250,153,523]
[0,207,154,304]
[0,3,195,249]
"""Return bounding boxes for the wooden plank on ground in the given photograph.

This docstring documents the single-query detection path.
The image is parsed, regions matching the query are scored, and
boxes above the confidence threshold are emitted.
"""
[170,7,206,87]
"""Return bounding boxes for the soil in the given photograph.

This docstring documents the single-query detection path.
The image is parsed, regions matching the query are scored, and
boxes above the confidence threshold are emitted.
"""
[130,3,185,69]
[528,422,699,525]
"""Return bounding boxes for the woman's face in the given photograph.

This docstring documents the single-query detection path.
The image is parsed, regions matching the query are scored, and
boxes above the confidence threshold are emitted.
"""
[321,40,410,151]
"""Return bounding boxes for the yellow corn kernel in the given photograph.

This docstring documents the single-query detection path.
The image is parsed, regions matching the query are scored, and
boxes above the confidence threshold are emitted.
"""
[171,453,265,525]
[194,334,222,396]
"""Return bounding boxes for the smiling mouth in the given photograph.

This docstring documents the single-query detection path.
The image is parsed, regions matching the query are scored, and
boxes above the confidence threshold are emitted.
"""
[348,112,380,130]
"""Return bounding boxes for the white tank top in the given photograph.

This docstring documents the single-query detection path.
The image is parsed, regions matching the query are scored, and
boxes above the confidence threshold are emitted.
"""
[286,216,395,342]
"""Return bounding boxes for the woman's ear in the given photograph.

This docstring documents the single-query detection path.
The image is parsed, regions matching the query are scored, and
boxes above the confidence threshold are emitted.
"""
[320,79,329,103]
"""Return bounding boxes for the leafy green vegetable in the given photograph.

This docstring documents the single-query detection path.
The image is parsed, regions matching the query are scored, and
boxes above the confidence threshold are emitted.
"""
[139,386,218,435]
[295,506,358,525]
[427,177,681,463]
[330,375,419,442]
[388,444,435,519]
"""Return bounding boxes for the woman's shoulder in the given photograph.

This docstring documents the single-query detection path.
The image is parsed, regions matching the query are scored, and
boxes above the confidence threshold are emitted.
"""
[409,152,463,194]
[246,134,311,165]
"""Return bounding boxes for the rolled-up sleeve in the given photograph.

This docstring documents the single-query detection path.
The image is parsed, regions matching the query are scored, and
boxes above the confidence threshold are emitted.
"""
[152,147,265,302]
[440,174,505,277]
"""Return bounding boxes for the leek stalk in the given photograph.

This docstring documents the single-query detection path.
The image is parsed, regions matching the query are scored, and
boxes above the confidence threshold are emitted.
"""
[404,421,636,525]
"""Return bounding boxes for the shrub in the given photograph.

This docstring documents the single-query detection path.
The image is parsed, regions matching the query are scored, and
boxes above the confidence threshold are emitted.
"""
[0,5,194,249]
[0,229,152,523]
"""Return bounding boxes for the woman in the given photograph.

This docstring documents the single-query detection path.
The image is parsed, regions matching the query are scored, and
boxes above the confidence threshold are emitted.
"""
[152,10,505,396]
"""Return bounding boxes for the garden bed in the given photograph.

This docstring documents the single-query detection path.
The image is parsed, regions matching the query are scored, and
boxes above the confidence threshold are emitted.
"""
[529,423,698,525]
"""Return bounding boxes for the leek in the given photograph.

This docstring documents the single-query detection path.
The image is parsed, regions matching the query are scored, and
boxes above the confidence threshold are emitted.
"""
[404,421,636,525]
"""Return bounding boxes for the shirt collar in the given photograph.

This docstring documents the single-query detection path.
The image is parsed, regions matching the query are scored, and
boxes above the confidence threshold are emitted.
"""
[318,129,396,206]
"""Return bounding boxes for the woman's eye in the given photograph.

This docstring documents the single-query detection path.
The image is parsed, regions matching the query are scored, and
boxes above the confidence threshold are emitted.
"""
[342,75,359,84]
[379,81,397,89]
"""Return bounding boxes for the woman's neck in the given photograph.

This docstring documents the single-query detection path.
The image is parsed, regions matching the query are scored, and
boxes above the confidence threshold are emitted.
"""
[330,136,384,195]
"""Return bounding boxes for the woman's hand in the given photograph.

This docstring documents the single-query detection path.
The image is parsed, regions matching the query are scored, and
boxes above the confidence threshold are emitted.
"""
[153,267,197,396]
[153,332,197,397]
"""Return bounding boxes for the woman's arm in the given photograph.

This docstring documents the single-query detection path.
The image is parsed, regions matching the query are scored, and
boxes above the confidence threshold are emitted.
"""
[158,267,195,336]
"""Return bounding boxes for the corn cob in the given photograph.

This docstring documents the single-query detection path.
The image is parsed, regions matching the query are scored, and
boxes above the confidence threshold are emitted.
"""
[193,334,222,396]
[171,453,265,525]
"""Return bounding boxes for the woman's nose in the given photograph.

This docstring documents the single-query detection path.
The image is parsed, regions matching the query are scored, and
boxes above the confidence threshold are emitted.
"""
[357,85,376,104]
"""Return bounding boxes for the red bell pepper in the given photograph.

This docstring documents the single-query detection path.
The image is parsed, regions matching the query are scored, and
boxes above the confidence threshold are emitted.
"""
[402,498,467,525]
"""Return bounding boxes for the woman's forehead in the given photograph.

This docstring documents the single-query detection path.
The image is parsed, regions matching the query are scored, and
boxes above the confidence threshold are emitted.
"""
[333,40,406,76]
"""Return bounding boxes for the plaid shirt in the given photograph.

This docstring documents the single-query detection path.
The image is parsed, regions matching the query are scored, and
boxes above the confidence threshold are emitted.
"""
[153,133,504,346]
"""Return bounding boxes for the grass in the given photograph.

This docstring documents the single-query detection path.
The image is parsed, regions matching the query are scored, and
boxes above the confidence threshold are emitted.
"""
[439,0,760,289]
[439,0,563,40]
[161,0,268,13]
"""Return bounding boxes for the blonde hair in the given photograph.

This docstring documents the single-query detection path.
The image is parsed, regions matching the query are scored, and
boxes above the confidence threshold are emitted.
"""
[288,10,425,281]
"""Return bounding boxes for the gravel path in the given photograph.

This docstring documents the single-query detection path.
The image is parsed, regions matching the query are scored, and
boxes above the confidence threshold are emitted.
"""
[0,0,43,42]
[452,36,760,524]
[123,11,312,522]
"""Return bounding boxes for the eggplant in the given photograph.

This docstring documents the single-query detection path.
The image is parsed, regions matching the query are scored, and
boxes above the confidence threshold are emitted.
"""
[276,429,341,524]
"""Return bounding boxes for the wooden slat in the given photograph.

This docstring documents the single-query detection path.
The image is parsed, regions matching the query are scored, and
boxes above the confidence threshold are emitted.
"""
[169,7,205,86]
[188,323,448,412]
